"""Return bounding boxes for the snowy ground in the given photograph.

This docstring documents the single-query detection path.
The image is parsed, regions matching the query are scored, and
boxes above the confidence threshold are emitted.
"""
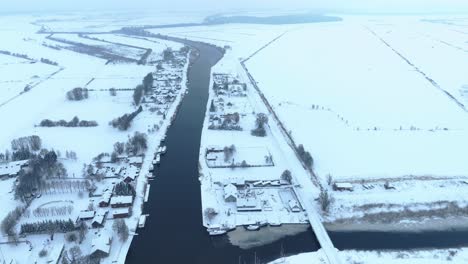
[270,248,468,264]
[0,13,190,264]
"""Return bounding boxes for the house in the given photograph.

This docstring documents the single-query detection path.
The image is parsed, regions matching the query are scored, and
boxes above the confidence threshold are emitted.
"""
[78,210,95,221]
[110,196,133,208]
[112,208,131,218]
[122,166,139,183]
[288,200,302,212]
[223,184,237,202]
[128,156,144,166]
[333,182,354,192]
[92,211,107,228]
[90,234,112,259]
[237,197,261,212]
[0,160,29,179]
[206,152,218,161]
[99,191,112,207]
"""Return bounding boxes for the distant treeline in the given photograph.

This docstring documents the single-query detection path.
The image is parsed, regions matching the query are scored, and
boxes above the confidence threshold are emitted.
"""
[39,116,98,128]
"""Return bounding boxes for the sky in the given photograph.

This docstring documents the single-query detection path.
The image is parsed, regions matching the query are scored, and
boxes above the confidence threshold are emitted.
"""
[2,0,468,14]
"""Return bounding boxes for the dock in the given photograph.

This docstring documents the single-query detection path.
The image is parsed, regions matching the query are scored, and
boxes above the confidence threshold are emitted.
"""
[144,184,151,203]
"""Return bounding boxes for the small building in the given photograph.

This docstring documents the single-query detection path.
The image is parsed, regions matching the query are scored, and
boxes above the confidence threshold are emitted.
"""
[128,156,144,166]
[0,160,29,179]
[288,200,302,212]
[110,196,133,208]
[237,197,262,212]
[99,191,112,207]
[384,181,396,190]
[333,182,354,192]
[223,184,237,202]
[206,152,218,161]
[92,212,107,228]
[78,210,95,221]
[112,208,131,218]
[90,234,112,259]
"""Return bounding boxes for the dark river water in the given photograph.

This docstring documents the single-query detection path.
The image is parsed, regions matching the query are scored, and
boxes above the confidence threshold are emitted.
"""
[125,31,468,264]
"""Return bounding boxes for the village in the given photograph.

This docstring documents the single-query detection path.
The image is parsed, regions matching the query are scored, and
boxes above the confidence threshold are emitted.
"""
[199,65,312,236]
[0,34,191,263]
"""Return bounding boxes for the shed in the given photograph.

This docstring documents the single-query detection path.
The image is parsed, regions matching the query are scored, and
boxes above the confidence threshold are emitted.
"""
[333,182,354,191]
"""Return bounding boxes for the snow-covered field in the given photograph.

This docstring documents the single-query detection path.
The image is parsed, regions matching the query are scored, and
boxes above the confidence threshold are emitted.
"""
[0,13,191,264]
[271,248,468,264]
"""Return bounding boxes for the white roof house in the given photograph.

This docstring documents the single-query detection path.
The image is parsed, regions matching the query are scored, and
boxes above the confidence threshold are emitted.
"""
[288,200,302,212]
[78,210,95,220]
[0,160,28,177]
[223,184,237,201]
[128,156,144,165]
[91,234,112,256]
[110,196,133,207]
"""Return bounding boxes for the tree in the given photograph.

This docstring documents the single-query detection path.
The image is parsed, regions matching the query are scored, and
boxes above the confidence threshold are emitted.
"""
[281,170,292,183]
[69,246,82,262]
[113,142,125,155]
[133,85,144,105]
[318,189,333,212]
[204,207,217,220]
[78,222,87,243]
[113,219,129,242]
[251,113,268,137]
[109,88,117,96]
[163,48,174,61]
[142,73,154,93]
[209,100,216,112]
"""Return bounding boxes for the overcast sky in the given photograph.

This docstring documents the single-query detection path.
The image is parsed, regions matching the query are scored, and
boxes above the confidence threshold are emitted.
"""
[3,0,468,14]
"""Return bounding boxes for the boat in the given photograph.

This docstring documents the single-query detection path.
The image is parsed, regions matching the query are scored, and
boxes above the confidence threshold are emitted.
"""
[160,145,167,154]
[155,154,161,165]
[269,222,282,227]
[146,173,155,180]
[148,164,154,172]
[138,215,148,228]
[208,229,227,236]
[245,225,260,231]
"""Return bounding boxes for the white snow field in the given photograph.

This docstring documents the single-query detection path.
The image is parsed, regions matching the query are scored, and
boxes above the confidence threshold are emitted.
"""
[245,17,468,180]
[270,248,468,264]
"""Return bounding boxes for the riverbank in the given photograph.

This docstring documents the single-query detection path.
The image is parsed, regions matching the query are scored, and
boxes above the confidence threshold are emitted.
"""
[326,215,468,233]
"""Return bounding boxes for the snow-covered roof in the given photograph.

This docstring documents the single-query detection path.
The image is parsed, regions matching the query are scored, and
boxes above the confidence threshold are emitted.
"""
[223,184,237,199]
[334,182,353,189]
[206,152,218,161]
[110,196,133,205]
[112,207,130,216]
[0,160,28,177]
[92,234,111,255]
[78,210,95,219]
[288,200,301,210]
[92,212,107,225]
[128,156,143,164]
